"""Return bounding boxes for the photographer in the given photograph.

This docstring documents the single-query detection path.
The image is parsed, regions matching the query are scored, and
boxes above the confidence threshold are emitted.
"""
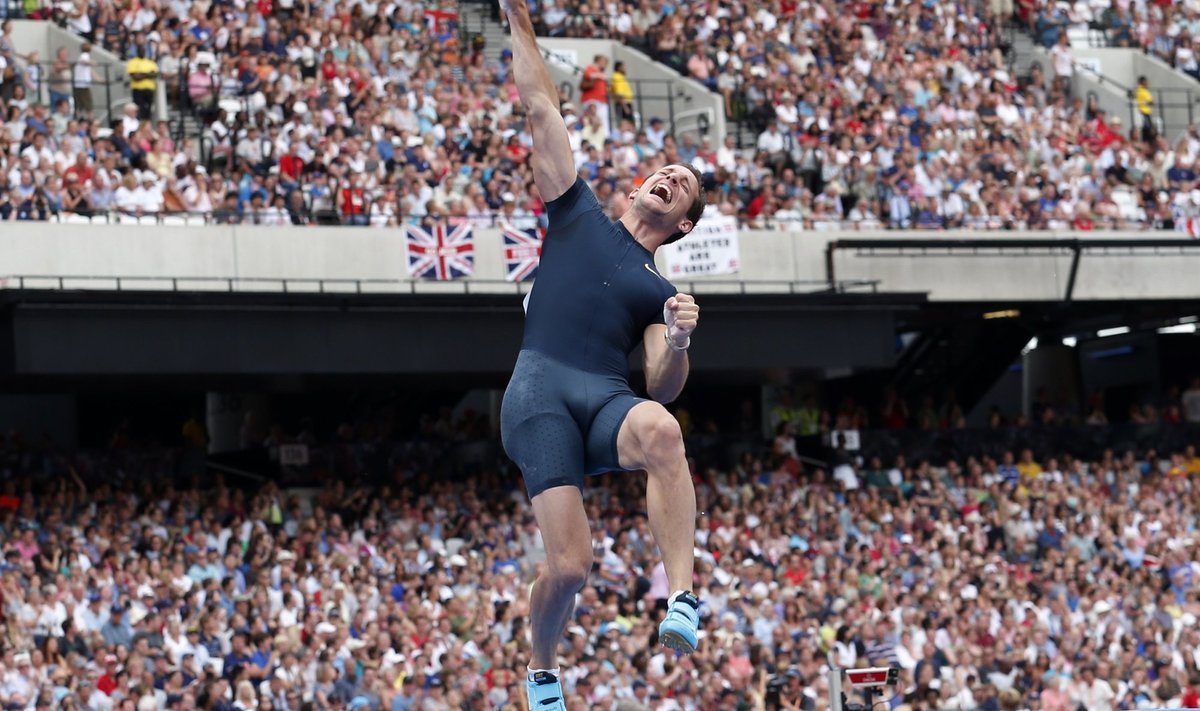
[768,668,814,711]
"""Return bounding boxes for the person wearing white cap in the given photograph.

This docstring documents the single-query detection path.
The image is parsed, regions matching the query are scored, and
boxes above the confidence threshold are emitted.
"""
[135,172,164,216]
[7,652,35,707]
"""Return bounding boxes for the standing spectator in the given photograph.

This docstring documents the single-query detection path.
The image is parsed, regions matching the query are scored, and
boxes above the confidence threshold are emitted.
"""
[47,47,72,111]
[611,60,634,124]
[187,58,216,113]
[1135,75,1154,143]
[580,54,610,134]
[1051,33,1074,98]
[73,42,93,117]
[126,46,158,120]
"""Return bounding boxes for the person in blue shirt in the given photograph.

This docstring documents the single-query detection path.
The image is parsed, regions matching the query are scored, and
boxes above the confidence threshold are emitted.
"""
[499,0,706,708]
[100,604,133,649]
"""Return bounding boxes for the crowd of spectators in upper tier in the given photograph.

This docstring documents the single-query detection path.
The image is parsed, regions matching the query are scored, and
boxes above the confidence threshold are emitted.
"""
[2,0,1200,231]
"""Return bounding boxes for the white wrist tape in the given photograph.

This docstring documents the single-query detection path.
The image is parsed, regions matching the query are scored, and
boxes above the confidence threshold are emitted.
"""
[664,304,691,352]
[665,329,690,352]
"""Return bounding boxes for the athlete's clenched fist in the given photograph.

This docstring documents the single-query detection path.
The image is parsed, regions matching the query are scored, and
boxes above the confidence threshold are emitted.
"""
[664,293,699,351]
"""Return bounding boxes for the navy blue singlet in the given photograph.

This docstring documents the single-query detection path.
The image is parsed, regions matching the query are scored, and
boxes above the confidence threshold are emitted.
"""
[500,178,678,497]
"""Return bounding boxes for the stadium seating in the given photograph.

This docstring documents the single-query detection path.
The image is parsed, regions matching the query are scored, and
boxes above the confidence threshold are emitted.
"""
[0,394,1198,711]
[1,0,1198,232]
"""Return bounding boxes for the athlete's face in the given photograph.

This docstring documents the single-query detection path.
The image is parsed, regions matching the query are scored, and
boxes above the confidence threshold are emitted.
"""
[629,164,699,237]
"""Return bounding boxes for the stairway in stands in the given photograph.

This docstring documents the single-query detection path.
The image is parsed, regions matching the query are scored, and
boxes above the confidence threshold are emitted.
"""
[457,0,757,146]
[168,105,204,142]
[459,0,510,65]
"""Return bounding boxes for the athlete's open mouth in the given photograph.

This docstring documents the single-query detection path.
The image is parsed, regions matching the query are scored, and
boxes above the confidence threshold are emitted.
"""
[650,183,673,205]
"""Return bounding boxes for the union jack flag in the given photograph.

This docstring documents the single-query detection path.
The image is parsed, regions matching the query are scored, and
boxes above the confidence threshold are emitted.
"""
[501,223,545,282]
[405,222,475,280]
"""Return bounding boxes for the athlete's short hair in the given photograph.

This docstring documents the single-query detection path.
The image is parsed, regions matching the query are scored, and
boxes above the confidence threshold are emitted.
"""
[663,164,706,245]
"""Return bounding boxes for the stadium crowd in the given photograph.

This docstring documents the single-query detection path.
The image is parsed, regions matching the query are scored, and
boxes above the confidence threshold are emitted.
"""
[0,383,1198,711]
[1,0,1200,231]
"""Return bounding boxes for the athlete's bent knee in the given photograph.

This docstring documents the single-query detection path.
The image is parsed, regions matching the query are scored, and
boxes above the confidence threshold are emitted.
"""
[545,554,592,592]
[641,414,685,468]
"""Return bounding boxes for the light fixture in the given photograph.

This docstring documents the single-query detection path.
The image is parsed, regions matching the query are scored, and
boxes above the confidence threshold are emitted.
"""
[1062,336,1078,347]
[1157,323,1197,335]
[1096,326,1131,338]
[1021,337,1039,355]
[983,309,1020,320]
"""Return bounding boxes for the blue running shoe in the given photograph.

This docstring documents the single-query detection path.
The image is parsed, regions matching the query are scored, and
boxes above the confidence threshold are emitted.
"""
[658,591,700,654]
[526,670,567,711]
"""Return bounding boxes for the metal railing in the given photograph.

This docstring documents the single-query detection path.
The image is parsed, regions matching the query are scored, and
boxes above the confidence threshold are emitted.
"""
[535,45,688,134]
[847,421,1200,465]
[0,274,882,296]
[43,207,546,229]
[825,237,1200,299]
[6,59,130,125]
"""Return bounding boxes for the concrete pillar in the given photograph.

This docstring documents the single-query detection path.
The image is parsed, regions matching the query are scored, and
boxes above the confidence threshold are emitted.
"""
[1022,345,1081,422]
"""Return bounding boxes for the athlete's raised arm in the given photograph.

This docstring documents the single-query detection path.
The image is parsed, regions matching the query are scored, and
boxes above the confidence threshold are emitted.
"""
[502,0,576,202]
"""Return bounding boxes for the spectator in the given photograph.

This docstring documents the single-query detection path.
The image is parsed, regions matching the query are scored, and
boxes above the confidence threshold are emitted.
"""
[580,54,610,133]
[1135,75,1155,143]
[72,42,93,117]
[611,60,634,124]
[126,46,157,121]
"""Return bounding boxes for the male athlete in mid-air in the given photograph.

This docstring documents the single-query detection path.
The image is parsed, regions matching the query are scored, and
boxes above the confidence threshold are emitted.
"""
[497,0,706,708]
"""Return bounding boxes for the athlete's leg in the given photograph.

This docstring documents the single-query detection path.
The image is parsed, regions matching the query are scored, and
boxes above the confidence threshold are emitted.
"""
[615,401,696,597]
[500,350,593,681]
[528,485,593,669]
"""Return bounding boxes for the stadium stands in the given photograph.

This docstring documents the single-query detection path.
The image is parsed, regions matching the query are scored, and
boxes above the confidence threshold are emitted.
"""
[0,385,1198,711]
[1,0,1199,231]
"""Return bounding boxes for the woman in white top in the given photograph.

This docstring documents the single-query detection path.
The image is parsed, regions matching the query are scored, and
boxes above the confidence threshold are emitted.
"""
[114,173,140,215]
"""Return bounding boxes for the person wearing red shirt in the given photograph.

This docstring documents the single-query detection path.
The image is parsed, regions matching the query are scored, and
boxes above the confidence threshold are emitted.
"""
[781,552,807,586]
[96,654,119,695]
[1180,675,1200,708]
[339,175,368,226]
[63,153,94,185]
[580,55,610,133]
[279,143,305,186]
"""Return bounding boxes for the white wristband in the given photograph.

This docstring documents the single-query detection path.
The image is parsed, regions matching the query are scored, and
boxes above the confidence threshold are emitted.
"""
[665,329,690,352]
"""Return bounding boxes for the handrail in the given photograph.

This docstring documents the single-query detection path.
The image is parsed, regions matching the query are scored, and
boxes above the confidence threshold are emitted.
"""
[825,237,1200,300]
[0,274,882,296]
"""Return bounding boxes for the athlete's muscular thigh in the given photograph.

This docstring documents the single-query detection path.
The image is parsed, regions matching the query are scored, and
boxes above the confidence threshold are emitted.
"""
[616,401,685,471]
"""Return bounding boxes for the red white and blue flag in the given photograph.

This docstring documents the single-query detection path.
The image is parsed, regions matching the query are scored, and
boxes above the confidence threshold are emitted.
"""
[501,223,545,282]
[405,222,475,280]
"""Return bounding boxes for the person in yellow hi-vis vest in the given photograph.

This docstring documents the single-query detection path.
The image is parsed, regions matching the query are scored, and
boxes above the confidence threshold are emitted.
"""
[611,60,634,123]
[127,47,159,121]
[1135,75,1154,143]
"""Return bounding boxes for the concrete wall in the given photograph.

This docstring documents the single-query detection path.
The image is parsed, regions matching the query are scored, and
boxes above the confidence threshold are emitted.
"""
[1025,46,1137,127]
[9,20,134,123]
[1067,48,1200,138]
[536,37,726,141]
[1024,45,1200,140]
[4,224,1199,302]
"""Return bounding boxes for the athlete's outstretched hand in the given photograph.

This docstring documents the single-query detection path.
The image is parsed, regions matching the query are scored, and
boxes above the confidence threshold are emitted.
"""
[664,293,699,350]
